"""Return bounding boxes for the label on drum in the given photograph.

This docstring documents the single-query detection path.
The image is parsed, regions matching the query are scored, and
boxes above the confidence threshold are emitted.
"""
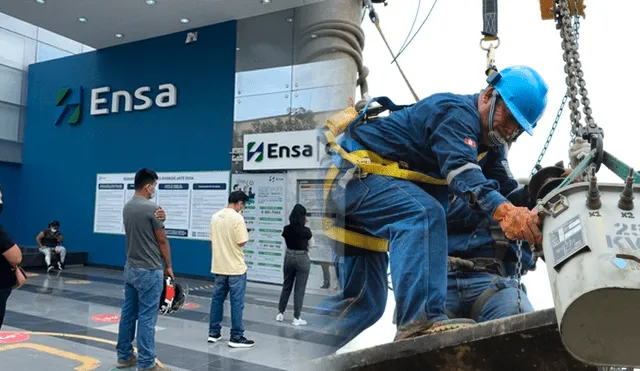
[549,214,590,269]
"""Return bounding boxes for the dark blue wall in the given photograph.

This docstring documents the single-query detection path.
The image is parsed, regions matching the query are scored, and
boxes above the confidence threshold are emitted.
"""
[18,21,237,277]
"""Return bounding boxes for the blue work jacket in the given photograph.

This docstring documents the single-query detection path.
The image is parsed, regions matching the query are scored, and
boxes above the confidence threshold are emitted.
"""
[446,146,537,275]
[336,93,509,219]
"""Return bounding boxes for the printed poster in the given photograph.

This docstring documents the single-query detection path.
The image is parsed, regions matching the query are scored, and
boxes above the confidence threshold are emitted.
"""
[231,173,287,284]
[93,171,230,240]
[297,179,334,263]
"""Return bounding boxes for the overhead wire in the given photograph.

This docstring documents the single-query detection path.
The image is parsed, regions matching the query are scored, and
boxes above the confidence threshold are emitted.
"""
[396,0,422,60]
[391,0,439,64]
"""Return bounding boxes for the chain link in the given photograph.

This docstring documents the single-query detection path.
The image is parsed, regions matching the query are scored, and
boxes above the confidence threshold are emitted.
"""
[530,93,569,176]
[530,0,583,175]
[515,239,524,314]
[561,0,595,139]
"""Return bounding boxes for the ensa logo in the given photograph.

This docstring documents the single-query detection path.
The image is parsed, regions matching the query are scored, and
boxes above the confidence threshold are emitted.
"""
[54,83,177,126]
[246,141,312,163]
[246,141,264,163]
[54,87,83,126]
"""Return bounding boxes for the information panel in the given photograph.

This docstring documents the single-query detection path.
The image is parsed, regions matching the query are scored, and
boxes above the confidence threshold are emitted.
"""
[94,171,230,240]
[297,179,334,263]
[231,173,287,284]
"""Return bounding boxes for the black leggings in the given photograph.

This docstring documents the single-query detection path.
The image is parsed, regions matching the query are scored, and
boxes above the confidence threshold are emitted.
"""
[278,250,311,318]
[0,287,12,329]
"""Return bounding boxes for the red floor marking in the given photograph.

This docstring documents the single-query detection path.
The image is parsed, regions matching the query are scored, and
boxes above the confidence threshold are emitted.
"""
[0,332,30,344]
[183,302,200,309]
[91,314,120,323]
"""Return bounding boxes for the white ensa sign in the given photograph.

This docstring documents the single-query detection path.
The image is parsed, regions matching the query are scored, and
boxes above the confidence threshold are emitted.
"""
[243,130,321,170]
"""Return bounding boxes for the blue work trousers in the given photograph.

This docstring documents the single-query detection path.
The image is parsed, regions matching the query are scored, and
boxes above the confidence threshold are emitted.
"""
[446,271,534,321]
[116,264,163,370]
[318,172,450,347]
[208,273,247,339]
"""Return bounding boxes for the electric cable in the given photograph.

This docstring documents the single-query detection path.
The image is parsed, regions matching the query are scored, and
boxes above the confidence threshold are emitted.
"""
[391,0,438,64]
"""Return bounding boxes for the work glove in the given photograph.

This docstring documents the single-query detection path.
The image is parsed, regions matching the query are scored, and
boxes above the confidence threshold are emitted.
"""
[492,202,542,247]
[569,137,591,169]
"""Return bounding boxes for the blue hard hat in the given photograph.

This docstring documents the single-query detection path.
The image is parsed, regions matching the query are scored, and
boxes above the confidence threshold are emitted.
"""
[487,66,549,135]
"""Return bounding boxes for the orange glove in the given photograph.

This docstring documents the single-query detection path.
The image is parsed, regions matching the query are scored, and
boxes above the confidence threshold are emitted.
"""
[492,202,542,246]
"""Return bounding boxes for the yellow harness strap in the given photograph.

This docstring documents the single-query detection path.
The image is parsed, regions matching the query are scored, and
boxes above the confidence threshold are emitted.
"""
[320,106,488,253]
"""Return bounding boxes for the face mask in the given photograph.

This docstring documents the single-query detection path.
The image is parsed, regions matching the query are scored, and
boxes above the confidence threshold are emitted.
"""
[148,185,157,200]
[51,228,58,233]
[486,90,507,147]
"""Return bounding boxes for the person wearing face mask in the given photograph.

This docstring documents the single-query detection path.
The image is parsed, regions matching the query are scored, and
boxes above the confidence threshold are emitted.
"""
[115,168,173,371]
[36,220,67,272]
[316,65,548,349]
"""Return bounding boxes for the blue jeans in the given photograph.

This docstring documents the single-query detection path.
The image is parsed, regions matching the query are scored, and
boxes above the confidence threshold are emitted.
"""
[315,252,389,349]
[208,273,247,339]
[116,264,163,370]
[446,271,534,321]
[317,172,450,346]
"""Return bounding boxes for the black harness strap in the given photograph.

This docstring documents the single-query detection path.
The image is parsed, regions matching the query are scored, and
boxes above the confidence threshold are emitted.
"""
[482,0,499,40]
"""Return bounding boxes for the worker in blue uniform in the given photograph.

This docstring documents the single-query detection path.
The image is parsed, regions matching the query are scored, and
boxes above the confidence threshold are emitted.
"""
[315,65,549,350]
[444,149,539,323]
[387,145,547,328]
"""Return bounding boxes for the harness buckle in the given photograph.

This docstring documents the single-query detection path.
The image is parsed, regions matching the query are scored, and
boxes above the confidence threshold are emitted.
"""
[355,158,370,178]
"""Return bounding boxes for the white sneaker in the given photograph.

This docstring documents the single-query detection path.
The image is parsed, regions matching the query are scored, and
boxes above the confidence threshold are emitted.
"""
[276,313,284,322]
[207,334,222,343]
[292,318,307,326]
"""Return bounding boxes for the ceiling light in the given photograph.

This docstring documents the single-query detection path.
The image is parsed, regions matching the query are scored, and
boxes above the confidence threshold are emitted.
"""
[180,18,190,24]
[261,0,271,4]
[78,17,87,23]
[115,33,124,38]
[35,0,45,4]
[145,0,156,4]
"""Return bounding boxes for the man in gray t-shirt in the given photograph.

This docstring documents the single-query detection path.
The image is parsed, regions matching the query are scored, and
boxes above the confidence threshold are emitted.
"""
[116,168,173,371]
[123,196,165,269]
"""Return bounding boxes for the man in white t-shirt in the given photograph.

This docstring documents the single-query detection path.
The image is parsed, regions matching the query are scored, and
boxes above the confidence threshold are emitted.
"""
[207,190,254,348]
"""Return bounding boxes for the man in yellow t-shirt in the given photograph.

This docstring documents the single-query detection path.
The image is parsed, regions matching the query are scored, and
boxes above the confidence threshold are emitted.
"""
[207,191,254,348]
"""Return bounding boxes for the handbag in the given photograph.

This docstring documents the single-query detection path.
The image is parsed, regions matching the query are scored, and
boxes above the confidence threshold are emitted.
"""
[12,265,27,289]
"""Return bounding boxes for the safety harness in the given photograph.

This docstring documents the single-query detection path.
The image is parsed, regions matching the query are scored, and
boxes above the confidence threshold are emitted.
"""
[319,96,488,253]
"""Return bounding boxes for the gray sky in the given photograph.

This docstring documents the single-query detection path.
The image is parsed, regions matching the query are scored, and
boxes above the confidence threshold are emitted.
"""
[339,0,636,352]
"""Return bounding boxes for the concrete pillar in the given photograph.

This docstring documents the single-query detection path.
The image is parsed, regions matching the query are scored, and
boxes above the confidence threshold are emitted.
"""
[293,0,368,103]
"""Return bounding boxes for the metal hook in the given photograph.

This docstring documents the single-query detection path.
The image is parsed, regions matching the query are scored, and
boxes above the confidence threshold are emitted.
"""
[480,36,500,51]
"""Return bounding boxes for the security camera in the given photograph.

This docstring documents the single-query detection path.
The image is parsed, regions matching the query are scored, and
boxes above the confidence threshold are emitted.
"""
[185,31,198,44]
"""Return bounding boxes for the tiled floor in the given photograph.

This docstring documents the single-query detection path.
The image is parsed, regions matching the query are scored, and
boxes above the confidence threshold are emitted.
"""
[0,266,343,371]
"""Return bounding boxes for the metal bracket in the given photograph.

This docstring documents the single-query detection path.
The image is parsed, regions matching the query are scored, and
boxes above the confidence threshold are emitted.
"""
[544,194,570,218]
[539,0,585,23]
[579,124,604,171]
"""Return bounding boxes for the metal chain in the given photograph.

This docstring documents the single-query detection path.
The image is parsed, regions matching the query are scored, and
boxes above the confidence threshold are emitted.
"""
[568,2,582,144]
[530,1,582,175]
[530,93,569,176]
[515,239,524,314]
[560,0,595,140]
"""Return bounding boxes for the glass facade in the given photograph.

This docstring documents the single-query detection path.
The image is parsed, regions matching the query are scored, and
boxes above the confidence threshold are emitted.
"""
[0,11,94,163]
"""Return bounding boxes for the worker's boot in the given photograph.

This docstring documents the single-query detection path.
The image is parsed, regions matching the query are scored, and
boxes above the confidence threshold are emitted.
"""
[395,318,477,341]
[421,318,477,335]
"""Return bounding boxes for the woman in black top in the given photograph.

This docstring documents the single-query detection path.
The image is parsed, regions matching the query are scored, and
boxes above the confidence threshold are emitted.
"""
[276,204,314,325]
[0,185,22,329]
